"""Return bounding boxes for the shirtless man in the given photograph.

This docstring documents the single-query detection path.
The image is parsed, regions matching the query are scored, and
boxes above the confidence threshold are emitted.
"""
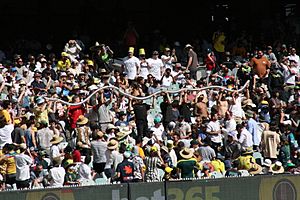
[194,95,209,119]
[217,91,229,118]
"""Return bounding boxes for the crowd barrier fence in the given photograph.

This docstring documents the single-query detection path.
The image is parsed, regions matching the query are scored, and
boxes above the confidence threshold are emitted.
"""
[1,174,299,200]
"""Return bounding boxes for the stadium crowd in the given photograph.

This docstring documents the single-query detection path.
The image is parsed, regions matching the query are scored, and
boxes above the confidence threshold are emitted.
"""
[0,29,299,190]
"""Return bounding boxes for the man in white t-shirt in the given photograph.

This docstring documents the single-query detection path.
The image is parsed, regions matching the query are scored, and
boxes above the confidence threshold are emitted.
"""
[123,47,140,81]
[48,157,65,187]
[171,63,185,85]
[229,92,246,124]
[288,48,299,67]
[283,59,297,86]
[0,123,14,149]
[161,68,175,88]
[147,51,164,80]
[15,143,33,189]
[206,113,222,153]
[161,47,177,71]
[236,123,253,150]
[150,117,165,142]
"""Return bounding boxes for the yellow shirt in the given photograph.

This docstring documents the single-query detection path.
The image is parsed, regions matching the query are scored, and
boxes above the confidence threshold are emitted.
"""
[0,109,11,124]
[138,146,145,159]
[213,33,225,53]
[211,159,225,173]
[33,107,50,125]
[0,151,6,175]
[5,152,17,175]
[237,155,256,170]
[57,59,71,71]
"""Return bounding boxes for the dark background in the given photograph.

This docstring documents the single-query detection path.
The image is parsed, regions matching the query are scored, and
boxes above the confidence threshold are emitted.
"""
[0,0,298,58]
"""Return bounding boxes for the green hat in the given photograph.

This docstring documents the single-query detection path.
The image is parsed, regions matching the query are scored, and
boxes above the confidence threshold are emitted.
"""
[287,162,296,168]
[154,117,161,124]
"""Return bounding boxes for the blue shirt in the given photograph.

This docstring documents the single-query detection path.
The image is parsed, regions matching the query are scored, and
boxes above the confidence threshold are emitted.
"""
[247,118,259,146]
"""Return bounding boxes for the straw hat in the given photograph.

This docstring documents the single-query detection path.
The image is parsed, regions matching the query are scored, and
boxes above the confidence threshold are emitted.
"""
[270,161,284,174]
[116,127,131,141]
[76,115,88,125]
[107,124,117,131]
[96,131,104,138]
[242,147,254,155]
[161,146,169,153]
[179,147,194,159]
[245,110,254,118]
[107,139,119,150]
[50,135,64,145]
[249,163,262,175]
[89,42,104,51]
[242,99,256,108]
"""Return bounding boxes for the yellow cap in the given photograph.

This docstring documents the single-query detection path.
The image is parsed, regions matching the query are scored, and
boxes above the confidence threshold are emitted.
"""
[14,119,21,125]
[93,77,100,84]
[61,52,69,57]
[128,47,134,53]
[227,84,233,89]
[139,48,145,55]
[261,100,269,105]
[165,167,173,173]
[150,146,158,152]
[87,60,94,66]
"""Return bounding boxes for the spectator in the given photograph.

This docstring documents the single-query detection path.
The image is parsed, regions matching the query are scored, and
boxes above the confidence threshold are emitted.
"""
[116,151,134,183]
[15,143,33,189]
[184,44,199,80]
[91,131,107,176]
[144,146,163,182]
[177,147,199,179]
[48,157,65,187]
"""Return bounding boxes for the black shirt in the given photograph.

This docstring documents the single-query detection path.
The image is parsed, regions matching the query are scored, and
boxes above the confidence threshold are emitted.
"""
[133,103,150,121]
[31,80,46,94]
[116,159,134,183]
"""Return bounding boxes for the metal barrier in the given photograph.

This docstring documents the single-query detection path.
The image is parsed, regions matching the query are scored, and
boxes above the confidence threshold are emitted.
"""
[1,174,299,200]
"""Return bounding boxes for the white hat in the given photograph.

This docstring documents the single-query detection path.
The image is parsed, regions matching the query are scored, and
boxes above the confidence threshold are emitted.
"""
[88,84,98,91]
[60,72,67,77]
[36,97,45,104]
[270,161,284,174]
[262,159,272,167]
[227,130,237,138]
[184,44,193,49]
[19,143,27,150]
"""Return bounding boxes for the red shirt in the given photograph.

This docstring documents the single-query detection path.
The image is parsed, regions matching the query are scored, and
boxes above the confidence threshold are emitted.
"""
[205,55,216,71]
[68,105,86,129]
[72,150,81,162]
